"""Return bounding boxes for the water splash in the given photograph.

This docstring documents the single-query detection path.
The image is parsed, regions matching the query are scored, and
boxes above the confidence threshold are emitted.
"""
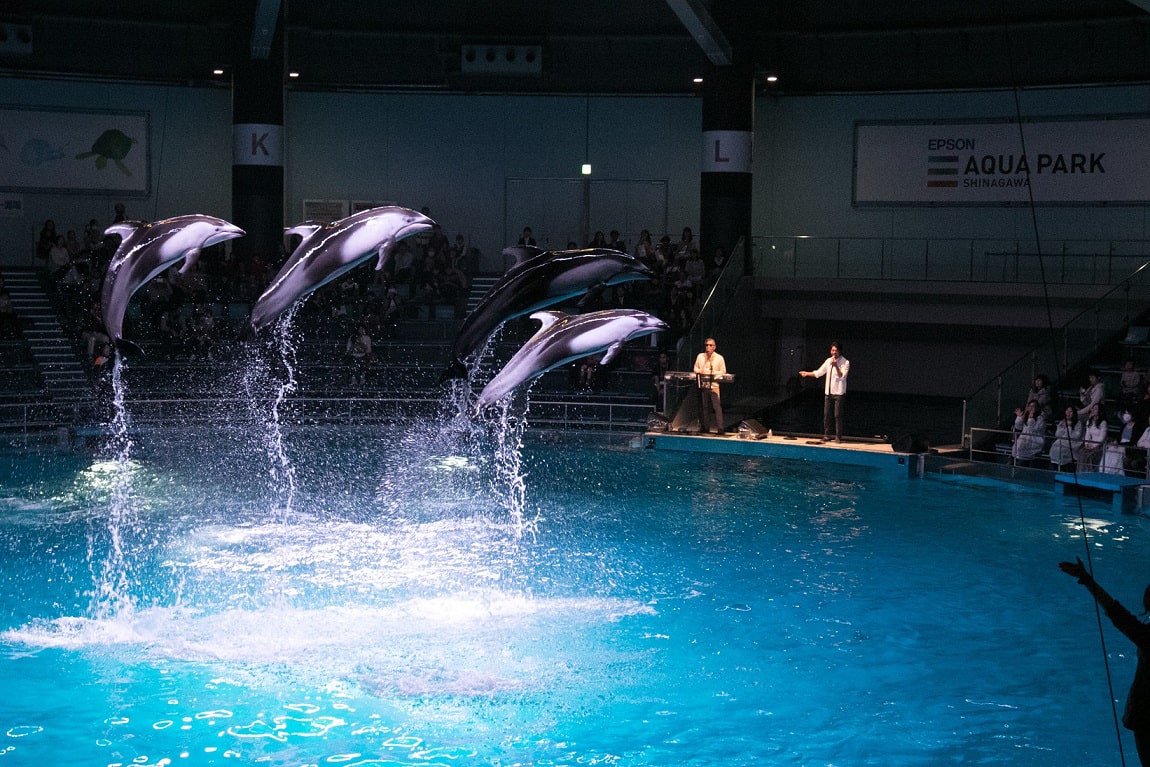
[484,393,535,539]
[240,309,302,528]
[88,354,138,620]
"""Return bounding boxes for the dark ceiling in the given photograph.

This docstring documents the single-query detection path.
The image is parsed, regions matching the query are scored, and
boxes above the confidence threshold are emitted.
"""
[0,0,1147,95]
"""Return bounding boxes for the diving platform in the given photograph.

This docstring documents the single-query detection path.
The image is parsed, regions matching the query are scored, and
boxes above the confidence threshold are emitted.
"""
[646,430,927,478]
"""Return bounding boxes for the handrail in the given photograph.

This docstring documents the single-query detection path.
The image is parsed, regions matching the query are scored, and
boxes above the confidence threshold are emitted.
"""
[676,235,746,371]
[961,259,1150,438]
[21,395,655,435]
[753,235,1150,285]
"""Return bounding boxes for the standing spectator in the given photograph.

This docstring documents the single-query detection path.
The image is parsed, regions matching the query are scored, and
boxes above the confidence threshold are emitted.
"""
[518,227,537,247]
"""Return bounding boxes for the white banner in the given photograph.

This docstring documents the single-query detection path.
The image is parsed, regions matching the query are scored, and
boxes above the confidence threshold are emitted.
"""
[0,107,149,194]
[854,117,1150,205]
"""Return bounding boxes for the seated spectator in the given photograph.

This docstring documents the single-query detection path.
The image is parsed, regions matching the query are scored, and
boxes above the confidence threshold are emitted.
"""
[1011,400,1046,465]
[1101,437,1127,475]
[1048,406,1084,472]
[1080,403,1108,470]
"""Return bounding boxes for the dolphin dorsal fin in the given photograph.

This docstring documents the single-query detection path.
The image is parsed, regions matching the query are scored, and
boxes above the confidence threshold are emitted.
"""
[501,245,545,264]
[528,310,567,331]
[284,221,323,240]
[104,221,145,240]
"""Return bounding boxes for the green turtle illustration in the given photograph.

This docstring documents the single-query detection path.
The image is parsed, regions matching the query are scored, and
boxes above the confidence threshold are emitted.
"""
[75,128,137,176]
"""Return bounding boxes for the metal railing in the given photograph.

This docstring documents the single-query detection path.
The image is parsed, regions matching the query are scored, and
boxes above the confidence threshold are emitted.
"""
[676,235,746,371]
[53,395,655,435]
[753,236,1150,285]
[969,425,1150,479]
[962,261,1150,439]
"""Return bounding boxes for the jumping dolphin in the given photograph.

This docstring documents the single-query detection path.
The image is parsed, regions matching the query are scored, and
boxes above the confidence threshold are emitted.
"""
[249,206,435,332]
[477,309,668,409]
[101,214,245,355]
[440,246,654,382]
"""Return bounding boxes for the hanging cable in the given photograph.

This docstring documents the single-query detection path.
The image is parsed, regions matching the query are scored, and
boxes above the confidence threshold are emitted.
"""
[1000,8,1127,765]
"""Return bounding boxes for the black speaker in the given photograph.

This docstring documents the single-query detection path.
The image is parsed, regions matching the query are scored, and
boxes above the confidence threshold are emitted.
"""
[738,419,770,439]
[892,433,930,453]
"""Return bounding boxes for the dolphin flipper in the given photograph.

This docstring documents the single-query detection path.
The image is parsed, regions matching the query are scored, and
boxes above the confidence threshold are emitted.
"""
[177,247,202,273]
[599,340,625,365]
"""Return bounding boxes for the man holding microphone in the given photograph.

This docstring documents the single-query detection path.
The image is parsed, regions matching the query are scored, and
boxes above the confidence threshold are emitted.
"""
[800,341,850,442]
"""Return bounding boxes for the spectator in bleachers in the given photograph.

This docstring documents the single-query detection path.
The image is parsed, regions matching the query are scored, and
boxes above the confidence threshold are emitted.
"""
[1081,402,1108,470]
[1048,405,1084,472]
[518,226,537,247]
[80,301,110,360]
[36,219,57,269]
[346,324,374,387]
[0,289,19,339]
[675,226,699,261]
[1121,359,1144,408]
[1011,399,1047,465]
[48,235,71,280]
[588,230,607,248]
[1025,374,1054,421]
[606,230,626,253]
[634,229,655,265]
[1077,370,1106,419]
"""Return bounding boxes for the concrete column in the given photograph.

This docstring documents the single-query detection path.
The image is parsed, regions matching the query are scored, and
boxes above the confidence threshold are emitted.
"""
[700,62,754,275]
[232,38,284,262]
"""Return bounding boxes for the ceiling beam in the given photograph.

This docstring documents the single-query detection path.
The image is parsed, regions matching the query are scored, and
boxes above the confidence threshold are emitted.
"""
[665,0,732,66]
[1125,0,1150,12]
[250,0,281,59]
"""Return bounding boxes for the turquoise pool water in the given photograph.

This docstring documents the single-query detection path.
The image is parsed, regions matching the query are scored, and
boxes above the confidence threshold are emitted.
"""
[0,423,1145,766]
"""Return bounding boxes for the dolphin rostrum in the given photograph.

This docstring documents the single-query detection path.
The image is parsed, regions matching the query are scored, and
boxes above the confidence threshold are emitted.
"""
[249,206,434,331]
[101,214,245,355]
[440,246,654,382]
[477,309,668,409]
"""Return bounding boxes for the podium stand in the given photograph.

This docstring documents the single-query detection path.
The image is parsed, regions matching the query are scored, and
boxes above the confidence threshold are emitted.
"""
[662,371,734,433]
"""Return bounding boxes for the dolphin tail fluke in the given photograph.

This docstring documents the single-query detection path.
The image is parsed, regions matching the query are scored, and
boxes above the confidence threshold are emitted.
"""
[437,359,469,385]
[113,338,146,358]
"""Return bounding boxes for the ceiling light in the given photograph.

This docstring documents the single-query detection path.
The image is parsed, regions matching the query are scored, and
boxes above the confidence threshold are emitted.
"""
[288,71,300,79]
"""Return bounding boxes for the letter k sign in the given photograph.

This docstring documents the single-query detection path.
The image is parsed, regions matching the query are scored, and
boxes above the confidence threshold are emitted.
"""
[251,131,270,156]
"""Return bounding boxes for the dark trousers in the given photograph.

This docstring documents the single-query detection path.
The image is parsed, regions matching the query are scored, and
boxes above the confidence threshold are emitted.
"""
[823,394,844,439]
[699,387,724,433]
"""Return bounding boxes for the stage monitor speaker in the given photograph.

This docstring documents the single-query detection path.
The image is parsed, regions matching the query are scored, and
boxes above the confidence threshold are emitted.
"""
[892,433,930,453]
[738,419,770,439]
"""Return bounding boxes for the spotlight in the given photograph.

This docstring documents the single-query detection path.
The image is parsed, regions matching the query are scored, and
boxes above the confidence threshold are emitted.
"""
[692,77,703,84]
[212,68,225,76]
[581,163,592,176]
[288,71,300,78]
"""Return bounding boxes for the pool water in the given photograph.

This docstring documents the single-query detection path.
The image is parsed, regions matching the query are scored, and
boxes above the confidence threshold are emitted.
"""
[0,422,1145,766]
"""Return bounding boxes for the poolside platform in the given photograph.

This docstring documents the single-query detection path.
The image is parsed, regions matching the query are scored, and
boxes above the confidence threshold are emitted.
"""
[645,430,927,478]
